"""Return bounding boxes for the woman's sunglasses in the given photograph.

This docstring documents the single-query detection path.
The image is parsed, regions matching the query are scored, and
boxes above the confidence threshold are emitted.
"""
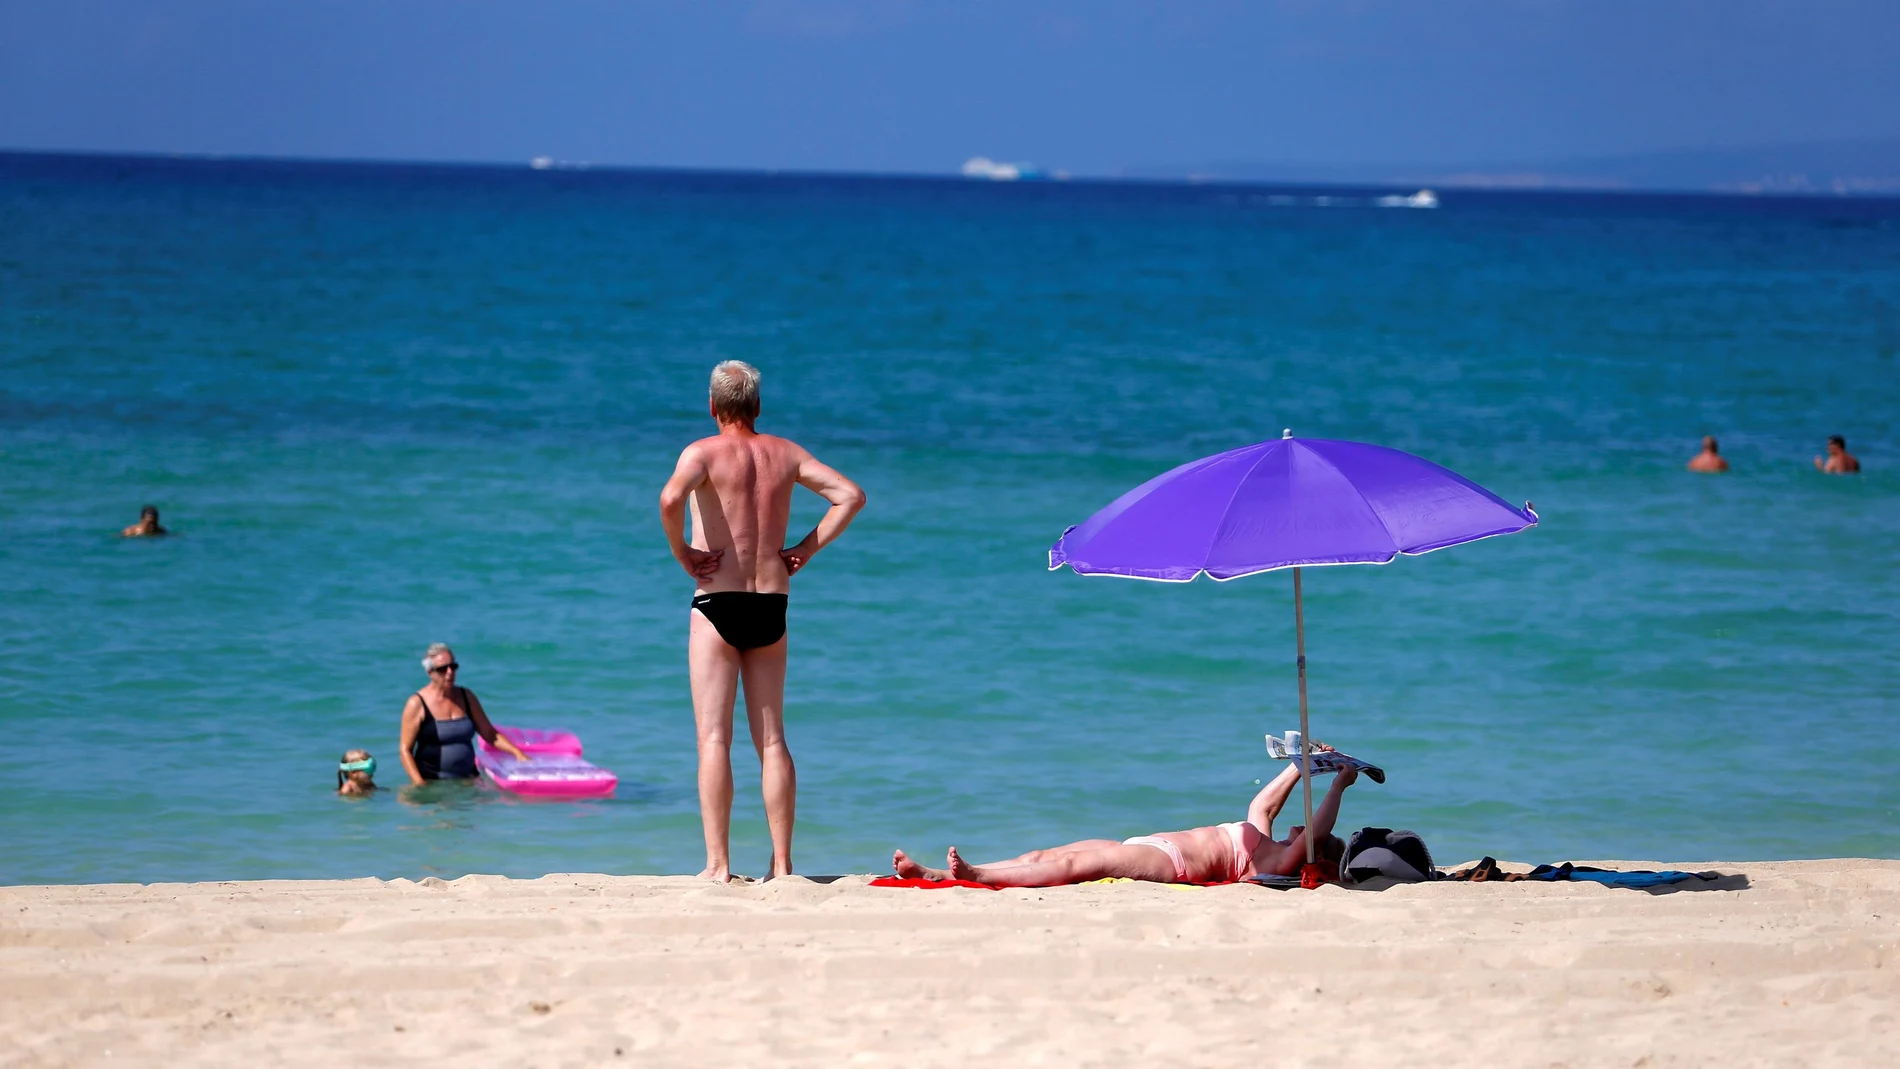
[428,662,460,674]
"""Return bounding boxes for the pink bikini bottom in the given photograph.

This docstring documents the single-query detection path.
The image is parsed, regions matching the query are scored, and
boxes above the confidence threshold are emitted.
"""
[1121,836,1188,881]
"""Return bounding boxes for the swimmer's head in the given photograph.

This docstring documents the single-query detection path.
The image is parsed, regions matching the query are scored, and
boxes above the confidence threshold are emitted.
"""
[1702,436,1718,452]
[421,643,457,679]
[709,360,761,426]
[140,505,160,523]
[1828,435,1847,452]
[337,749,376,791]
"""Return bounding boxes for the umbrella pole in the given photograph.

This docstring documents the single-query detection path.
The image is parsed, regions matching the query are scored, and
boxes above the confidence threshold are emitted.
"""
[1295,566,1314,865]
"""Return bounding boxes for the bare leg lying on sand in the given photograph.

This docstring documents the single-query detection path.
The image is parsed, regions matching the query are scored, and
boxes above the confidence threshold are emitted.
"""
[889,765,1362,887]
[892,840,1178,886]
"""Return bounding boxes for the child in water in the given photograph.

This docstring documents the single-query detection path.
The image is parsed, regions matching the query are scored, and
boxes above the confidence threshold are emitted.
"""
[336,750,378,796]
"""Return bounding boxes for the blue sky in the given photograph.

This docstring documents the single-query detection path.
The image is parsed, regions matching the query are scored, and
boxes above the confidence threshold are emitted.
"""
[3,0,1897,174]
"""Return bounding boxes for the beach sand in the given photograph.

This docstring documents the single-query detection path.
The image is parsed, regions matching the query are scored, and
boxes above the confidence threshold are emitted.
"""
[3,859,1895,1067]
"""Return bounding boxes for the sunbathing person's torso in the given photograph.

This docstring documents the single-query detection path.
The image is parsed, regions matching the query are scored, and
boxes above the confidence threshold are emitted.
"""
[1153,823,1264,883]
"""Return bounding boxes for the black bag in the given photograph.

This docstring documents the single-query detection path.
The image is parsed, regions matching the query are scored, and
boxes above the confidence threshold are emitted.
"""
[1341,827,1437,884]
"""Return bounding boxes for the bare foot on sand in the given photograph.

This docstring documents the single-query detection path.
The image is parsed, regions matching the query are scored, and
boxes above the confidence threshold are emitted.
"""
[697,864,733,883]
[946,846,978,882]
[893,849,949,881]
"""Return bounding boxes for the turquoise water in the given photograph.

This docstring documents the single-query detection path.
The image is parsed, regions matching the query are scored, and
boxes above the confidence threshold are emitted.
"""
[2,154,1897,884]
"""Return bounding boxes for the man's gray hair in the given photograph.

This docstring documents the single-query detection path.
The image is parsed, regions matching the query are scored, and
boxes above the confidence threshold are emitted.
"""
[709,360,762,424]
[421,642,453,670]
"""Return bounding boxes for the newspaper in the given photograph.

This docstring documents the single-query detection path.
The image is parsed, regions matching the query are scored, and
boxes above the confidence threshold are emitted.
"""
[1264,730,1386,784]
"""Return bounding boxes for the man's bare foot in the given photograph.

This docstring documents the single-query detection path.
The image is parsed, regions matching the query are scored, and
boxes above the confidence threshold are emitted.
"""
[893,849,949,881]
[946,846,979,882]
[697,863,733,883]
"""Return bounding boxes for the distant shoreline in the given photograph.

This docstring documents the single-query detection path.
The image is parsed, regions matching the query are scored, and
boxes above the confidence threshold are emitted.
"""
[6,146,1900,205]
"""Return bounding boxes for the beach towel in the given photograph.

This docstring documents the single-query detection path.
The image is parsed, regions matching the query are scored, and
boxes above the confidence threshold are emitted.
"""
[1521,862,1719,889]
[1443,857,1719,888]
[1264,732,1385,784]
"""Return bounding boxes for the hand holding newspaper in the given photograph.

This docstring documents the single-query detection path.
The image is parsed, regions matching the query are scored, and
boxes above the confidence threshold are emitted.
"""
[1264,730,1386,784]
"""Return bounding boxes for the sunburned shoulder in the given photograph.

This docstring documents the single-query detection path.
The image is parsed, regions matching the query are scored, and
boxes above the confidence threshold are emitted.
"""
[692,433,808,459]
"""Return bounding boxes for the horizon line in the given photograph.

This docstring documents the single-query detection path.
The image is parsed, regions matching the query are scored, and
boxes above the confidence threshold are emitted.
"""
[5,145,1899,204]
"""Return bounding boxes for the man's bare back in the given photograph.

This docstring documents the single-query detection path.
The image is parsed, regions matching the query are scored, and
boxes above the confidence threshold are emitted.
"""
[667,428,862,590]
[683,432,804,594]
[1687,436,1729,473]
[658,361,865,883]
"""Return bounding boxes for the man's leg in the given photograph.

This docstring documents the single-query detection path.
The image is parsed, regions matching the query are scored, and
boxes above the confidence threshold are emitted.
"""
[738,636,795,878]
[689,610,742,882]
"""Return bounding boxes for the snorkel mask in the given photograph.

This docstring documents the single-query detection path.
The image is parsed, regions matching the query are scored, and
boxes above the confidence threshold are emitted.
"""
[339,757,376,775]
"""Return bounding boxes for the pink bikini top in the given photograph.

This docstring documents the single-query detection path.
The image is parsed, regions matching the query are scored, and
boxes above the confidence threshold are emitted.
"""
[1217,821,1268,881]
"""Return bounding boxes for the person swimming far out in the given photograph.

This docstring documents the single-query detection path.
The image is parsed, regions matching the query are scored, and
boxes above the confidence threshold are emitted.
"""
[1814,435,1861,474]
[337,749,377,796]
[121,505,168,537]
[398,644,529,785]
[892,750,1362,887]
[1686,436,1729,473]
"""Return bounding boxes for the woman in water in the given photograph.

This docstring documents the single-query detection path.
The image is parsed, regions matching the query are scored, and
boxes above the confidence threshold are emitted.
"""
[892,758,1360,887]
[398,644,529,785]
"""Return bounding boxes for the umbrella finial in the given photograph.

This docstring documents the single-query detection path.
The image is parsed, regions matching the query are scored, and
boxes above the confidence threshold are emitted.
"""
[1282,428,1293,439]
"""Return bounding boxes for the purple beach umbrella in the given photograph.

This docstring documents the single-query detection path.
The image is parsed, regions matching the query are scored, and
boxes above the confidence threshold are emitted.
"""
[1049,430,1537,870]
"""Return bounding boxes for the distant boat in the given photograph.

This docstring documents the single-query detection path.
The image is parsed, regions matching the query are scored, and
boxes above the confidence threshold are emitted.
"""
[1376,188,1439,209]
[962,156,1049,181]
[530,156,554,171]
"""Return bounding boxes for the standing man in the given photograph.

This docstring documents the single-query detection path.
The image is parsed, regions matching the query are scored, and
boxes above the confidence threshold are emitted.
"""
[1687,436,1730,473]
[659,361,866,882]
[1814,435,1861,474]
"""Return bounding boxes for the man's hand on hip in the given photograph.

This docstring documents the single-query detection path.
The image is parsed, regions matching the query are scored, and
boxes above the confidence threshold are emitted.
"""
[780,538,814,576]
[680,546,724,580]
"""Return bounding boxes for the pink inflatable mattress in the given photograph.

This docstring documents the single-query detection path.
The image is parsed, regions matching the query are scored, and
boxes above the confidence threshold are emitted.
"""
[476,726,617,798]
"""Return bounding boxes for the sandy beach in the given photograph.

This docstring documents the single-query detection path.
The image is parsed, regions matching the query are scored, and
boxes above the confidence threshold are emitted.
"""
[3,859,1895,1067]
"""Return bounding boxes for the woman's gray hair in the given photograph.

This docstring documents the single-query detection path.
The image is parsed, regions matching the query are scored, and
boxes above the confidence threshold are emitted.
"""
[709,360,761,424]
[421,642,453,670]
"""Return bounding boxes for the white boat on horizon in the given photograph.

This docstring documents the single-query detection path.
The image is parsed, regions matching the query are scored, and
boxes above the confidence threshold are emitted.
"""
[1376,188,1439,209]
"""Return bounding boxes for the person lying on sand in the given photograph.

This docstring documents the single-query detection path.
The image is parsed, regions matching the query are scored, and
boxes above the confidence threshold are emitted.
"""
[892,758,1360,887]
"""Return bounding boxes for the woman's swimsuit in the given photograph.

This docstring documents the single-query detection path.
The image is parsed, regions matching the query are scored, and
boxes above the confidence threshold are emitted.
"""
[692,592,789,651]
[412,687,477,779]
[1123,822,1267,883]
[1121,836,1189,881]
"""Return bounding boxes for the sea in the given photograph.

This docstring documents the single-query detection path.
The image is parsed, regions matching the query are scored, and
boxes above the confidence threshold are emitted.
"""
[2,152,1896,885]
